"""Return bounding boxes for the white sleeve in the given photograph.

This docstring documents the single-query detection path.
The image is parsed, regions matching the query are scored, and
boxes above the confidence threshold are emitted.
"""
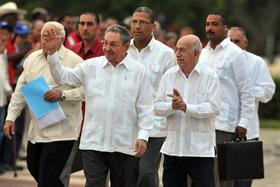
[47,52,85,87]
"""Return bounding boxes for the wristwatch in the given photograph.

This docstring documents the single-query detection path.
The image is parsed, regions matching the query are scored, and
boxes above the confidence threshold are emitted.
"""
[60,91,66,101]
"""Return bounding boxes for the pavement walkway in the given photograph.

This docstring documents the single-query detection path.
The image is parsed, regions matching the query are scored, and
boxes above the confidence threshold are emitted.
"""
[0,128,280,187]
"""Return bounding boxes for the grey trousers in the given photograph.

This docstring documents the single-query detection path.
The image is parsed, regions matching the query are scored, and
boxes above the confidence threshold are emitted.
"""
[82,150,139,187]
[214,130,236,187]
[138,137,165,187]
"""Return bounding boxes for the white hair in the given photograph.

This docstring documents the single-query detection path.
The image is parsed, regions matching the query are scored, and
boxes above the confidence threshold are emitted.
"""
[41,21,65,39]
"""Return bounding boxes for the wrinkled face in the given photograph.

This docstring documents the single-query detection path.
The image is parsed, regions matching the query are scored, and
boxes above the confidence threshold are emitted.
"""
[228,29,248,50]
[103,31,129,64]
[205,14,227,42]
[78,14,98,41]
[41,25,63,53]
[131,12,155,41]
[175,39,196,74]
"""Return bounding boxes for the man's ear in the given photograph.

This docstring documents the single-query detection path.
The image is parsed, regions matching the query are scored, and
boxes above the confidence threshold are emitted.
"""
[151,23,157,32]
[124,42,130,50]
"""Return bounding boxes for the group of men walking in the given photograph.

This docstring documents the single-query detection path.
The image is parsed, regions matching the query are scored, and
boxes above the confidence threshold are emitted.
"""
[2,5,275,187]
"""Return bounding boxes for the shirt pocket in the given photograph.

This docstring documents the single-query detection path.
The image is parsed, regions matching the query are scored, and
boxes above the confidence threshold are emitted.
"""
[26,71,41,81]
[190,132,210,153]
[87,79,105,97]
[196,92,208,103]
[119,81,137,101]
[113,125,132,148]
[149,63,161,85]
[81,122,103,145]
[41,123,62,137]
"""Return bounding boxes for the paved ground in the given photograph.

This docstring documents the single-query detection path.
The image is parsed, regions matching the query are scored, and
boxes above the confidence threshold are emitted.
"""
[0,128,279,187]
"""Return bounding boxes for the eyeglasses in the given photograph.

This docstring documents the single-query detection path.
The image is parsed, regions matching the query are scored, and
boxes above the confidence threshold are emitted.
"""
[175,48,189,54]
[131,19,152,26]
[101,40,120,49]
[79,21,96,26]
[231,39,240,44]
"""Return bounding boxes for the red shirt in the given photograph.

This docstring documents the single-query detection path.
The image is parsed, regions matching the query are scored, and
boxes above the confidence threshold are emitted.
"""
[65,31,81,49]
[6,37,16,87]
[70,39,104,60]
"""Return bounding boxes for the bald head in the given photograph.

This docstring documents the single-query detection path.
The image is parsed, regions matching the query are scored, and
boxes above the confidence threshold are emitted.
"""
[228,27,248,50]
[177,34,202,53]
[176,34,202,76]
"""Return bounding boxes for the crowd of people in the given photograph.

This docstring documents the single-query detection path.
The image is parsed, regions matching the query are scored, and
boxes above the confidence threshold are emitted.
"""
[0,1,276,187]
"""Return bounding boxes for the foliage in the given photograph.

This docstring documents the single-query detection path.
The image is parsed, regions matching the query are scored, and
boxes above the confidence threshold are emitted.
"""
[260,118,280,129]
[1,0,280,57]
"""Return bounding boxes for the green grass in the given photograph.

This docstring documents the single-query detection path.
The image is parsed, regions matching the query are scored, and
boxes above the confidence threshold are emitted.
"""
[260,118,280,129]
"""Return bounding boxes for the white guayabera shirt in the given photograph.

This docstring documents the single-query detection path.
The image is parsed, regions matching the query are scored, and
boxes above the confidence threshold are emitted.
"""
[128,37,176,137]
[244,51,275,139]
[200,38,255,133]
[47,54,154,156]
[155,64,220,157]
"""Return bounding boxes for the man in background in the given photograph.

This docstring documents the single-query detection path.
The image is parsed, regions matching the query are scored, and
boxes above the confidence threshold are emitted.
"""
[128,6,176,187]
[228,26,275,187]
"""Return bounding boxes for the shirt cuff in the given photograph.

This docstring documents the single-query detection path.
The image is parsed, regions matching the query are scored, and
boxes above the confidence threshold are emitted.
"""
[238,118,249,129]
[185,104,197,115]
[138,129,149,142]
[5,113,17,122]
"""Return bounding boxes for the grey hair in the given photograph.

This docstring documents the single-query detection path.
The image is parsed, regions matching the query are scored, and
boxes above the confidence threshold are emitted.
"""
[41,21,66,39]
[105,24,131,44]
[229,26,248,41]
[191,39,202,53]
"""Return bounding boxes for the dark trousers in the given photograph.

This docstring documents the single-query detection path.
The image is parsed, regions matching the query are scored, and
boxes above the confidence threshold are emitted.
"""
[27,140,74,187]
[163,155,214,187]
[0,111,24,166]
[138,137,165,187]
[234,180,252,187]
[82,150,139,187]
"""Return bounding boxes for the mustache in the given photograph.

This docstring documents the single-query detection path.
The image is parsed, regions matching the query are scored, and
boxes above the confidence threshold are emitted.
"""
[206,30,214,34]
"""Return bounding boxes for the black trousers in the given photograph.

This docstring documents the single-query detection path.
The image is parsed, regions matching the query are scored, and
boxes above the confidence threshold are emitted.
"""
[27,140,74,187]
[163,155,214,187]
[82,150,139,187]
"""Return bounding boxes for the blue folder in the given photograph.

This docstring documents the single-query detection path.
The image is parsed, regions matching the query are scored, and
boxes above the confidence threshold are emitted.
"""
[21,76,60,119]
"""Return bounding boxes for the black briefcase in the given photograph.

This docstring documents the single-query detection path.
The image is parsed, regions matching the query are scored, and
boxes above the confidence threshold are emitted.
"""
[217,140,264,180]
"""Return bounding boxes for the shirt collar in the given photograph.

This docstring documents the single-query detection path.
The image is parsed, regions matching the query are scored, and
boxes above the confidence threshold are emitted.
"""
[77,39,102,54]
[42,44,66,60]
[56,45,67,60]
[205,37,231,50]
[101,54,131,70]
[176,61,202,77]
[130,36,156,51]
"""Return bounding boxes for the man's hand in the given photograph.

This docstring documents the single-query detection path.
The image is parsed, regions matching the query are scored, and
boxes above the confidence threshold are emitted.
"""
[3,120,15,139]
[44,88,62,102]
[134,139,147,158]
[167,89,186,112]
[235,126,247,140]
[41,28,62,55]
